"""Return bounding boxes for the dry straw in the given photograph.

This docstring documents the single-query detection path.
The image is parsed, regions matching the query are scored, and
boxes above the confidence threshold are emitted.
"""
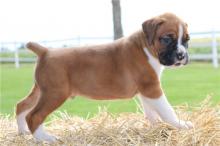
[0,96,219,146]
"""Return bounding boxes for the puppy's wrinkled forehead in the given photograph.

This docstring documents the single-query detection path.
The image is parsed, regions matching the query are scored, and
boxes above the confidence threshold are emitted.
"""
[156,13,189,39]
[142,13,189,46]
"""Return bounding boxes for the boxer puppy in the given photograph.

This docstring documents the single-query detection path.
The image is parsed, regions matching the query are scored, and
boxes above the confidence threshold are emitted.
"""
[16,13,193,142]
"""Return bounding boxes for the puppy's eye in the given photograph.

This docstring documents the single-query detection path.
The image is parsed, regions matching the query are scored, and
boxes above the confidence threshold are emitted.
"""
[159,36,173,45]
[183,37,190,48]
[183,41,189,48]
[186,35,190,41]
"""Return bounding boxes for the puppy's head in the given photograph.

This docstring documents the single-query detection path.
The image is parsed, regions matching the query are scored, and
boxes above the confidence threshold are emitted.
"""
[142,13,190,67]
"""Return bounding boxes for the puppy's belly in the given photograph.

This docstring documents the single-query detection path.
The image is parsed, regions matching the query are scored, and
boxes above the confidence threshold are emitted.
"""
[72,83,137,100]
[78,89,137,100]
[77,92,137,100]
[70,76,137,100]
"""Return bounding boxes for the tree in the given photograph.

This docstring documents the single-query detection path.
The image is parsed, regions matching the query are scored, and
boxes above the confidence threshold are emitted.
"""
[112,0,123,40]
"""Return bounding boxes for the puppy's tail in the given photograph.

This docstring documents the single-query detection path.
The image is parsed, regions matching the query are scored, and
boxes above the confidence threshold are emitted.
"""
[26,42,48,57]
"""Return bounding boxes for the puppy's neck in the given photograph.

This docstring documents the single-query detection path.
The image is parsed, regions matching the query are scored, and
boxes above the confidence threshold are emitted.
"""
[129,30,158,55]
[143,47,164,78]
[126,30,164,78]
[126,30,146,49]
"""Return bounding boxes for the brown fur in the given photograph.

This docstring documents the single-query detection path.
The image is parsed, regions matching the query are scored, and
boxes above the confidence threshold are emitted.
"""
[16,13,189,133]
[16,83,40,115]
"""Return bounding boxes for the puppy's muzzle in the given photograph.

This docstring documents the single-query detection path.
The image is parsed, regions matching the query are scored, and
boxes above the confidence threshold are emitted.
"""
[175,52,189,66]
[176,52,185,61]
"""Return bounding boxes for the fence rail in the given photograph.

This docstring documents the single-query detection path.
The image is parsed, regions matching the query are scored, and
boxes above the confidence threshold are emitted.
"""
[0,31,219,68]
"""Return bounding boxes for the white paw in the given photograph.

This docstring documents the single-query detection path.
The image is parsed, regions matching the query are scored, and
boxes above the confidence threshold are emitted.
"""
[33,124,57,142]
[34,134,57,143]
[18,128,30,135]
[175,120,194,129]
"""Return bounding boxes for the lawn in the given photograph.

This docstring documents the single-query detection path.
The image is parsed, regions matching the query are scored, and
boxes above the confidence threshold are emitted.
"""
[0,63,219,118]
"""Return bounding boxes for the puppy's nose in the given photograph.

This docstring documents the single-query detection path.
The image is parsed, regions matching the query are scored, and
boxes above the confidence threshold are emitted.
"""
[176,52,185,60]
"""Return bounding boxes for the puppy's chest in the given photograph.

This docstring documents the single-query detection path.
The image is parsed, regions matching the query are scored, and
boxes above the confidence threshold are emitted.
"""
[143,48,164,77]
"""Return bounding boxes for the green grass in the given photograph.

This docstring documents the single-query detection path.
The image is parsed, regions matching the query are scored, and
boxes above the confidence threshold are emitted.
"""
[0,63,219,118]
[0,51,36,58]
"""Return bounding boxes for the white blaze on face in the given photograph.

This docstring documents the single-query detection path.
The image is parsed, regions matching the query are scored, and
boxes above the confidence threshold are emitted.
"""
[177,24,186,53]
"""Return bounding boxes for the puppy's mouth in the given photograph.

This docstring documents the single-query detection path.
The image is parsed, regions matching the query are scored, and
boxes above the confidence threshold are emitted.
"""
[174,62,181,66]
[159,52,189,67]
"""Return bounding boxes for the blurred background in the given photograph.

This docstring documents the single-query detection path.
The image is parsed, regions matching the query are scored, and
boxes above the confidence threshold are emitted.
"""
[0,0,219,117]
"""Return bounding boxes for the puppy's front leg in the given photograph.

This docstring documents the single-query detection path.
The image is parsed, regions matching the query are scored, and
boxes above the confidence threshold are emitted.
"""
[139,96,160,124]
[140,94,193,129]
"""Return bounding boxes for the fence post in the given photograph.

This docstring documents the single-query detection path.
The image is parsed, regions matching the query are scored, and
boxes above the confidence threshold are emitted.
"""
[211,30,218,68]
[14,42,20,68]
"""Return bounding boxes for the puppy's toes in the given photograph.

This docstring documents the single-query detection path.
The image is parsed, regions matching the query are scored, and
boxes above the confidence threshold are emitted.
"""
[34,134,58,143]
[46,135,57,142]
[178,120,194,129]
[18,129,31,135]
[185,121,194,129]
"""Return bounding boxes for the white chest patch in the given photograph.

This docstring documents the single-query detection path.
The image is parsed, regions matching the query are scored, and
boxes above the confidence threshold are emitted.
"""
[143,48,164,78]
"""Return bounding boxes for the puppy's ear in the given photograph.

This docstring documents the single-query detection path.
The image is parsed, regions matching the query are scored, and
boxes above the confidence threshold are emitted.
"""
[142,17,165,45]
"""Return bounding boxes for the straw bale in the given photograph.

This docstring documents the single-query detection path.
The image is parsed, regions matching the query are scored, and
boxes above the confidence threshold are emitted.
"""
[0,97,219,146]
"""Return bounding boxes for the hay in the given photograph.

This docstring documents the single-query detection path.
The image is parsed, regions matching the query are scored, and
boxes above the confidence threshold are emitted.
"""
[0,97,219,146]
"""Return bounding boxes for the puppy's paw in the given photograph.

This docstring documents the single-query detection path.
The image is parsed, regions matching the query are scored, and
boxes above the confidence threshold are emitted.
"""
[18,127,31,135]
[176,120,194,129]
[34,134,58,143]
[18,129,31,135]
[33,125,58,143]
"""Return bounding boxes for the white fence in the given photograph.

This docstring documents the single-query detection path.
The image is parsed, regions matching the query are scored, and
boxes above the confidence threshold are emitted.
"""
[189,31,219,68]
[0,32,219,68]
[0,37,113,68]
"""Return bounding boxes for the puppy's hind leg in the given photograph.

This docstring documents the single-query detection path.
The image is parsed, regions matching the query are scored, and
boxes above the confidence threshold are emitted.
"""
[26,90,69,142]
[16,83,40,134]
